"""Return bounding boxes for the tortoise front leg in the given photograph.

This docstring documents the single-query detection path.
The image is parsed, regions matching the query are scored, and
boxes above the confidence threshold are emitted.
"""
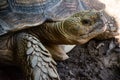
[15,33,60,80]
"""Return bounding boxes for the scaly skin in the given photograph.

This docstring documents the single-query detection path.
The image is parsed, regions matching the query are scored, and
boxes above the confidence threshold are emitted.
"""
[27,10,105,60]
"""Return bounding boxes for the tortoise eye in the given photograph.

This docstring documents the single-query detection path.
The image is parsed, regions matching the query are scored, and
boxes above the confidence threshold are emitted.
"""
[81,19,92,26]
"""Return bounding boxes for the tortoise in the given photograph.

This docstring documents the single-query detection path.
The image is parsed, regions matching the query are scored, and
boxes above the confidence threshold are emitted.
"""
[0,0,119,80]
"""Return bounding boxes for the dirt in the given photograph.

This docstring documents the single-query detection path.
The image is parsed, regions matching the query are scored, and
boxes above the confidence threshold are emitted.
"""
[57,38,120,80]
[0,38,120,80]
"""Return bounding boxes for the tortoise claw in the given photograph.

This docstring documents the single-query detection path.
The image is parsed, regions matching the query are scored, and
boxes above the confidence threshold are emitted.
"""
[45,45,69,61]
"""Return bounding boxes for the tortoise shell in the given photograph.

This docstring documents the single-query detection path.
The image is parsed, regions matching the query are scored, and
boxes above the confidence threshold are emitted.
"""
[0,0,105,36]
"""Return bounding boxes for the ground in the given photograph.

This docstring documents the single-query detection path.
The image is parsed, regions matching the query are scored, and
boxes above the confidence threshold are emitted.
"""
[57,38,120,80]
[0,38,120,80]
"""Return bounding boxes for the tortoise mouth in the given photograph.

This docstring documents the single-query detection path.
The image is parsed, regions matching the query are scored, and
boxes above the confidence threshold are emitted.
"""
[89,21,106,33]
[79,11,108,39]
[88,12,108,34]
[79,20,107,39]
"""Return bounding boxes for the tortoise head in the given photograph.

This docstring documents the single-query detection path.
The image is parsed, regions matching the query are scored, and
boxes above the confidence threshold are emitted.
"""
[62,10,106,44]
[35,10,106,45]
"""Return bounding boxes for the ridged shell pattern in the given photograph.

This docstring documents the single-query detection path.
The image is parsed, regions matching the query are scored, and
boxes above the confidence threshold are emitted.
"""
[0,19,11,36]
[8,0,61,14]
[0,0,8,10]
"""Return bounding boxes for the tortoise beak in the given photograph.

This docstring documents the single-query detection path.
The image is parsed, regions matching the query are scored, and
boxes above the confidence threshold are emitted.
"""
[99,11,108,31]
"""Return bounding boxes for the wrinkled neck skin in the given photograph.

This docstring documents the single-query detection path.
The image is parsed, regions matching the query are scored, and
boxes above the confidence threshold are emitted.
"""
[31,20,79,45]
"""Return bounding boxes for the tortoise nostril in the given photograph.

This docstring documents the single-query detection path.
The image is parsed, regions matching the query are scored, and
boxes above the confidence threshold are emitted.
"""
[81,19,92,26]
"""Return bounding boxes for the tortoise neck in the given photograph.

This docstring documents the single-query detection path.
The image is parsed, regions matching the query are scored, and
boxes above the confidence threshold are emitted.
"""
[30,21,78,45]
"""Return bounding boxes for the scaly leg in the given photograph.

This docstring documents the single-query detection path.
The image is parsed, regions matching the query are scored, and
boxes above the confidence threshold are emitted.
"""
[15,33,60,80]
